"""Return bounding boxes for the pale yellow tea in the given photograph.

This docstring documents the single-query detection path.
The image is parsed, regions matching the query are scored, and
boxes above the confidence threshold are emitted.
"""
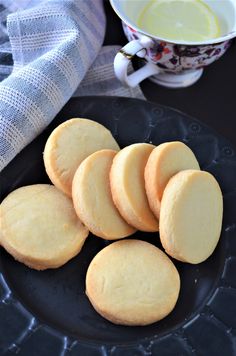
[138,0,221,42]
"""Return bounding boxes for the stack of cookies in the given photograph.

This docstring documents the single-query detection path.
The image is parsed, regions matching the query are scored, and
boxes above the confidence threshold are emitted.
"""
[0,118,223,326]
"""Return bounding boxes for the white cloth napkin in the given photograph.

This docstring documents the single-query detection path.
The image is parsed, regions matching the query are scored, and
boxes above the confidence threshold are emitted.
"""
[0,0,144,171]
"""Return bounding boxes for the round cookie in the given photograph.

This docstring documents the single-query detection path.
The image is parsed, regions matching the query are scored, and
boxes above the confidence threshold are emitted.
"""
[110,143,158,232]
[160,170,223,264]
[145,141,200,218]
[0,184,89,270]
[72,149,135,240]
[44,118,119,197]
[86,239,180,326]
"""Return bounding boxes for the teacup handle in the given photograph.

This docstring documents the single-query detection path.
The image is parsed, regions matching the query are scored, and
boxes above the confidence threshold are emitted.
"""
[114,37,160,87]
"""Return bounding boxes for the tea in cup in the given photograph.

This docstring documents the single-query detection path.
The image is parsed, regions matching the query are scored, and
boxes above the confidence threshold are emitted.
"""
[111,0,236,88]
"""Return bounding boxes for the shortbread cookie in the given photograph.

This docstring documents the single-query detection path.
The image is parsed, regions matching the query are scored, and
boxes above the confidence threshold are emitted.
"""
[0,184,89,270]
[160,170,223,264]
[72,150,135,240]
[44,118,119,197]
[145,141,200,218]
[110,143,158,232]
[86,239,180,326]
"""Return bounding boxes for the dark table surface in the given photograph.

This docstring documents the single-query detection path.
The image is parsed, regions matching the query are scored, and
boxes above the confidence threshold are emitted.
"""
[104,1,236,149]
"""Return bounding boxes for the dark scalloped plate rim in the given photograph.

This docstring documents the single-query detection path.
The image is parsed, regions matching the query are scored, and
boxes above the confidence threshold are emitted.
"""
[0,236,228,348]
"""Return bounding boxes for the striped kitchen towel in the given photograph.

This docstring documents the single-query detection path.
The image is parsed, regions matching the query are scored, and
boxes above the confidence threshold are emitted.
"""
[0,0,144,172]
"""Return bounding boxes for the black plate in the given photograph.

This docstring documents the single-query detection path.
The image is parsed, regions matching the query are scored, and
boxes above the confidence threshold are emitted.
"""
[1,96,236,356]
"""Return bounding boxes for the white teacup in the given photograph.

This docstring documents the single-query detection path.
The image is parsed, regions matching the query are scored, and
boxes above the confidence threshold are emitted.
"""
[111,0,236,88]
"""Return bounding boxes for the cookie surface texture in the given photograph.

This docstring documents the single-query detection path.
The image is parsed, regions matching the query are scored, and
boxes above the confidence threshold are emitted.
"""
[72,149,135,240]
[0,184,89,270]
[86,239,180,326]
[145,141,200,218]
[160,170,223,264]
[110,143,158,232]
[44,118,119,197]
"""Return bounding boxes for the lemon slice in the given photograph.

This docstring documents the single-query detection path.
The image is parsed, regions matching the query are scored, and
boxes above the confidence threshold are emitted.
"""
[138,0,221,42]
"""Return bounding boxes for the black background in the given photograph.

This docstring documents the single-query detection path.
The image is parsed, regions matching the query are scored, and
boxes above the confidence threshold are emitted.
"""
[104,0,236,149]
